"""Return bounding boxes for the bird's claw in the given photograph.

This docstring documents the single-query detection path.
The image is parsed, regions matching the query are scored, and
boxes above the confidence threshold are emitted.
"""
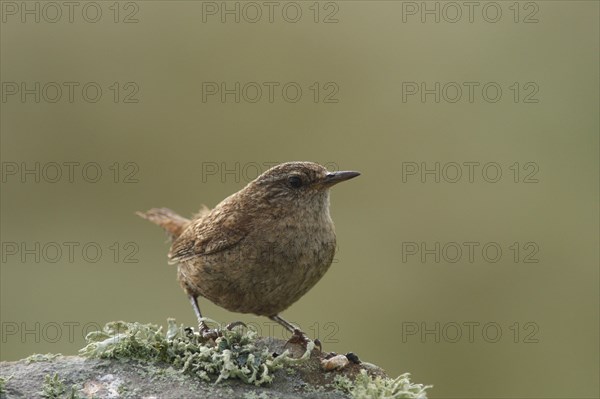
[225,321,247,331]
[314,338,323,352]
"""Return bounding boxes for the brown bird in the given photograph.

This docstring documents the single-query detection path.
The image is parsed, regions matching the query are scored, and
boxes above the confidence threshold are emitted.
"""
[137,161,359,340]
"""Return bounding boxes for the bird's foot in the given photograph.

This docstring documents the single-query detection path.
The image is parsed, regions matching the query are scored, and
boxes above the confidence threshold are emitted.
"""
[198,321,247,340]
[199,327,220,340]
[285,328,322,352]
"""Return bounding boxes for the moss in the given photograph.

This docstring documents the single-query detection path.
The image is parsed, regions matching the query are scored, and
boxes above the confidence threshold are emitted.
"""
[334,370,431,399]
[79,318,311,386]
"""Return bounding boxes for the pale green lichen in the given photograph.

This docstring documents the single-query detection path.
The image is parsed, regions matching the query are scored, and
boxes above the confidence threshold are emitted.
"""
[117,383,129,395]
[243,392,271,399]
[40,373,80,399]
[25,353,61,364]
[0,375,9,395]
[333,374,355,392]
[334,370,431,399]
[79,318,309,386]
[40,373,65,398]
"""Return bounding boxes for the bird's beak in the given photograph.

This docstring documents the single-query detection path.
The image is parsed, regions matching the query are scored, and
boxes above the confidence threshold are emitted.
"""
[321,171,361,187]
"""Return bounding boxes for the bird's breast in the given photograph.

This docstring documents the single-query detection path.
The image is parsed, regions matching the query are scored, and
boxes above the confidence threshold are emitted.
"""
[181,204,338,315]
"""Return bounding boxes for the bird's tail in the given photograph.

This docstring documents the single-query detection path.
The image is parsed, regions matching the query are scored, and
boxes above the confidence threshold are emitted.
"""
[136,208,191,240]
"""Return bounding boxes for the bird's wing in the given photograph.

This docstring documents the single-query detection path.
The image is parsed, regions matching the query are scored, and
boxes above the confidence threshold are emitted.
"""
[167,208,250,264]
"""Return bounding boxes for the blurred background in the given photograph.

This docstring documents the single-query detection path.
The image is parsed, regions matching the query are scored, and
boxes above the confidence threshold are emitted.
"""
[1,2,598,398]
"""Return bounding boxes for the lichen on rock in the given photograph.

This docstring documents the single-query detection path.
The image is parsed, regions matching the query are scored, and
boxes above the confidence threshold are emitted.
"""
[78,318,306,386]
[1,319,431,399]
[39,373,80,399]
[334,370,432,399]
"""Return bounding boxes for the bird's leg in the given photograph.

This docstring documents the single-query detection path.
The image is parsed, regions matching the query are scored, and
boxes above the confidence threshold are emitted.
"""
[188,295,247,339]
[269,315,297,334]
[188,295,219,340]
[269,315,322,351]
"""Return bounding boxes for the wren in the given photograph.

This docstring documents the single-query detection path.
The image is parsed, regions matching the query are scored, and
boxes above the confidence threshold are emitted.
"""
[137,161,359,340]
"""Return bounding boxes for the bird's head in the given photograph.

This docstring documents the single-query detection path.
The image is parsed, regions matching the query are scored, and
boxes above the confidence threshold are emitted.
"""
[244,161,360,213]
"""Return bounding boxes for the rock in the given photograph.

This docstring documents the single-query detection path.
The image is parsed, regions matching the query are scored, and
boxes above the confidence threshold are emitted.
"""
[0,338,384,399]
[321,355,350,371]
[0,320,431,399]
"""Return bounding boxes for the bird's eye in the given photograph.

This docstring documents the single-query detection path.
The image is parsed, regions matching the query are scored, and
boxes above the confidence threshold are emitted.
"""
[288,175,303,188]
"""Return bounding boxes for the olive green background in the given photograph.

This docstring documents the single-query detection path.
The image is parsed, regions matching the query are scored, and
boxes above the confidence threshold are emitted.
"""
[1,1,598,398]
